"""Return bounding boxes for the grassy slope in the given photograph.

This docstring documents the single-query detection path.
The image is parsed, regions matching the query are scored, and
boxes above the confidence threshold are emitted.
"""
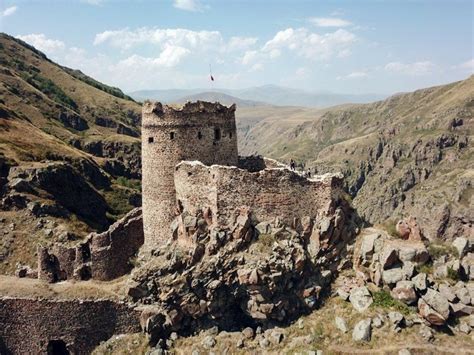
[0,33,143,273]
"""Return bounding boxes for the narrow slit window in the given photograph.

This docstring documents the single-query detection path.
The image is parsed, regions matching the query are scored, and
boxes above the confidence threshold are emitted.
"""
[229,131,232,138]
[170,132,175,140]
[198,131,203,139]
[214,128,221,141]
[148,137,154,143]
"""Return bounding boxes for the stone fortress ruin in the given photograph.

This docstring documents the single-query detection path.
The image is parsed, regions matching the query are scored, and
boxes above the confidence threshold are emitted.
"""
[0,101,356,354]
[142,100,347,253]
[141,101,238,251]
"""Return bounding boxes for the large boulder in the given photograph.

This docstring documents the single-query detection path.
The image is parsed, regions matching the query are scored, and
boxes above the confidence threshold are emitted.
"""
[396,216,422,241]
[349,286,373,312]
[391,281,417,305]
[418,289,450,325]
[352,319,372,342]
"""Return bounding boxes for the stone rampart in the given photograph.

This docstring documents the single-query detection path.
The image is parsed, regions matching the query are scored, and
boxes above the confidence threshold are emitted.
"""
[0,297,141,354]
[174,161,344,229]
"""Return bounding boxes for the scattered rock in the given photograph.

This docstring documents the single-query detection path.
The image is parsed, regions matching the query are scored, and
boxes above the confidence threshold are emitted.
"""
[349,286,373,312]
[455,286,471,305]
[382,268,404,285]
[337,288,350,301]
[335,316,349,333]
[392,281,417,305]
[412,273,427,292]
[450,302,474,317]
[380,246,400,269]
[372,314,384,328]
[452,237,468,258]
[439,284,457,303]
[269,330,284,345]
[419,325,434,342]
[388,311,404,330]
[352,319,372,342]
[418,289,450,325]
[458,322,471,334]
[242,327,254,339]
[202,336,216,349]
[259,337,270,348]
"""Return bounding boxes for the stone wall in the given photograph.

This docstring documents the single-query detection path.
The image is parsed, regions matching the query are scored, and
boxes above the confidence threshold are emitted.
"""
[174,161,344,229]
[37,208,143,282]
[0,297,141,354]
[141,101,238,252]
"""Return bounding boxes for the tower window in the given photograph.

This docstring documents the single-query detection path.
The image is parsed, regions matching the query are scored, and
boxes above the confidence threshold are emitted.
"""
[214,128,221,141]
[148,137,154,143]
[198,131,203,139]
[170,132,175,140]
[229,131,232,138]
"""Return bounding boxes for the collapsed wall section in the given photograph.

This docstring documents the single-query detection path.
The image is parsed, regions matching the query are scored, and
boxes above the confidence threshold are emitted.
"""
[37,208,143,282]
[0,297,141,354]
[174,161,344,229]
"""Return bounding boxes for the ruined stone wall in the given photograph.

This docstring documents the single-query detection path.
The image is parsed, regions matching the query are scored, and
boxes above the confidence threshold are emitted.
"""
[141,101,238,252]
[37,208,143,282]
[175,161,344,228]
[0,297,141,354]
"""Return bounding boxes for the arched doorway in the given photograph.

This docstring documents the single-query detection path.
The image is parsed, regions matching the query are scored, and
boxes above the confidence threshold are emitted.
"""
[46,339,70,355]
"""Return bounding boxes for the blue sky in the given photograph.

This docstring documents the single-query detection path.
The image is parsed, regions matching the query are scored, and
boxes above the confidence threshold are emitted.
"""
[1,0,473,95]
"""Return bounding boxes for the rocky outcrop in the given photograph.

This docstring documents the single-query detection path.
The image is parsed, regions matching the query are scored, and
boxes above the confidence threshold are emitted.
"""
[130,201,358,345]
[77,139,141,178]
[396,216,423,241]
[5,162,110,229]
[352,228,474,326]
[57,111,89,131]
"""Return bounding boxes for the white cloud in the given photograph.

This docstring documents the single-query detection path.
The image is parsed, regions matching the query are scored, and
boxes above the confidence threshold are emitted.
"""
[241,50,258,65]
[309,17,352,27]
[384,61,436,76]
[456,59,474,71]
[227,36,258,52]
[250,63,263,72]
[1,6,17,17]
[94,27,222,51]
[262,28,356,61]
[16,34,65,54]
[173,0,206,12]
[337,71,368,80]
[80,0,105,5]
[116,45,190,69]
[295,67,310,77]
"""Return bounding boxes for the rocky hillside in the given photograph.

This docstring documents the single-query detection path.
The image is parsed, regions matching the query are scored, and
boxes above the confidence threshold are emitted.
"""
[238,77,474,241]
[0,33,142,273]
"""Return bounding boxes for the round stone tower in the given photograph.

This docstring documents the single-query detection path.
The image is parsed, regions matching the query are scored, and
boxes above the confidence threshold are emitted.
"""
[141,101,238,252]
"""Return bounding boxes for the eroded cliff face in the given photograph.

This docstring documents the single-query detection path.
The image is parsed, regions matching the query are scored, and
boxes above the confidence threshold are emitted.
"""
[238,76,474,240]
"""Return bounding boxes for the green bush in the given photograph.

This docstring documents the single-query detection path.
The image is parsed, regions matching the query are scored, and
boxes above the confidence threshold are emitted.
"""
[21,72,78,110]
[428,243,459,259]
[447,267,459,281]
[64,68,135,102]
[116,177,141,190]
[371,290,414,315]
[381,219,401,238]
[416,262,433,275]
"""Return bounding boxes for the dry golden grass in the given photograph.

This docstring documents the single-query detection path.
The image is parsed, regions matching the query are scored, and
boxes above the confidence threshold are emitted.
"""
[0,274,129,300]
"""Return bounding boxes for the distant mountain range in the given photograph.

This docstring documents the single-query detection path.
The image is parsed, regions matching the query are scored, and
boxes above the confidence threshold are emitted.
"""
[129,85,385,108]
